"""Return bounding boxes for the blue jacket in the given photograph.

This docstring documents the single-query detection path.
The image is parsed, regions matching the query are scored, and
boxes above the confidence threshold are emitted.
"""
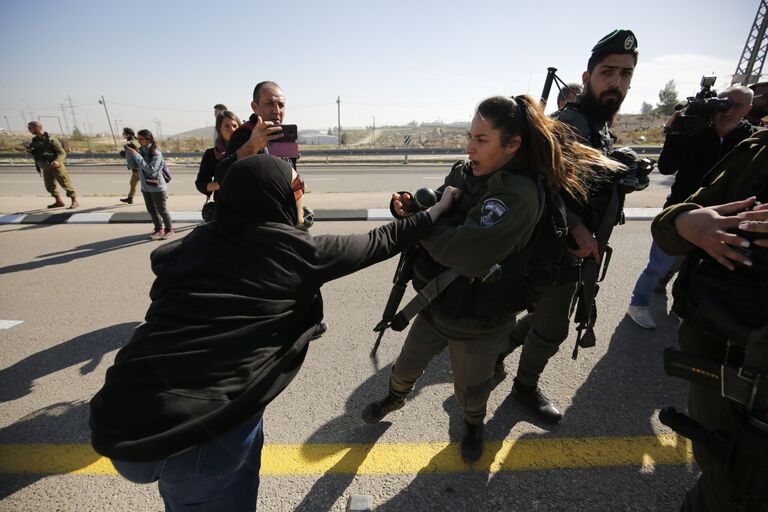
[129,145,167,192]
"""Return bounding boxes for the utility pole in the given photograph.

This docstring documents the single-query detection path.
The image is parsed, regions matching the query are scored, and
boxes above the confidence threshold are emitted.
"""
[59,104,71,134]
[67,94,80,133]
[336,96,342,147]
[3,116,10,132]
[153,118,162,139]
[20,110,27,126]
[372,115,376,146]
[98,95,118,147]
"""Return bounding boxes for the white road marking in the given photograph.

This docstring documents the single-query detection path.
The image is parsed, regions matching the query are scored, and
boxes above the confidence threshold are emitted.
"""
[0,320,23,330]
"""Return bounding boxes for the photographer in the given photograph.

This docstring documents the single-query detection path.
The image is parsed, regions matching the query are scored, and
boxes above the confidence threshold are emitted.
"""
[652,130,768,511]
[118,128,141,205]
[626,85,758,329]
[26,121,78,209]
[215,81,292,185]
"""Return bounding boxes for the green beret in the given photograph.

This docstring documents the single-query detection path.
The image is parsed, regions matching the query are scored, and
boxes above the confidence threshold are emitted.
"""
[592,29,638,53]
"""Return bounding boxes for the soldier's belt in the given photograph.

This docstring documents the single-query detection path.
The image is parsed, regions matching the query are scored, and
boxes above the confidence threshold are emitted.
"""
[664,348,768,431]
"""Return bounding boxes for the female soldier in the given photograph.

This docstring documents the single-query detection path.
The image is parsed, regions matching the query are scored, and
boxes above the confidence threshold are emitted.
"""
[362,95,622,463]
[90,154,460,511]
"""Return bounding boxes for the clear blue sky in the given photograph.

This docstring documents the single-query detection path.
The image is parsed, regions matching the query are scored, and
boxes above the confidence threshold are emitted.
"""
[0,0,758,136]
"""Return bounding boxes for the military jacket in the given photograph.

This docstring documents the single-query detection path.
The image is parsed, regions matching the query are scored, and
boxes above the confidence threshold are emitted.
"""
[28,132,66,167]
[552,96,615,155]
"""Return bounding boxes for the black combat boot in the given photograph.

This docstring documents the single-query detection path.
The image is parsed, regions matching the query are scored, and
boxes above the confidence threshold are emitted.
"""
[460,421,484,463]
[361,392,405,424]
[511,378,563,424]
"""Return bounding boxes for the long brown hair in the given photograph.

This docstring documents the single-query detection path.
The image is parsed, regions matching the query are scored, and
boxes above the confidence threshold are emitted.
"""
[215,110,242,139]
[476,95,623,201]
[136,129,158,156]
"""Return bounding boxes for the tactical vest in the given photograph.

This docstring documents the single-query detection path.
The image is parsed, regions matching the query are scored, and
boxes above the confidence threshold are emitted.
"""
[415,166,568,320]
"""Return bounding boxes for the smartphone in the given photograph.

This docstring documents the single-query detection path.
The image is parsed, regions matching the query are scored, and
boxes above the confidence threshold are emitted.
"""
[272,124,297,142]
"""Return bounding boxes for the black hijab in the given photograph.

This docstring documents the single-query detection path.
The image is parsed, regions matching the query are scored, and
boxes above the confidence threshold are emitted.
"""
[215,154,299,229]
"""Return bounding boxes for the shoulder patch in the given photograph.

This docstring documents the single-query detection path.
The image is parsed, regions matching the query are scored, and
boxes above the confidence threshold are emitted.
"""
[479,198,508,227]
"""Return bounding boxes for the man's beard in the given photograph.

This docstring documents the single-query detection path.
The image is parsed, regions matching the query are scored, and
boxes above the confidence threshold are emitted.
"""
[581,81,625,125]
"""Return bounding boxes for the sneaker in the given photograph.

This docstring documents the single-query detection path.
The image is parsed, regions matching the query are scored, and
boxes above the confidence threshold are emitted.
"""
[119,197,134,204]
[361,393,405,424]
[626,305,656,329]
[160,230,175,240]
[460,421,485,463]
[149,230,163,240]
[511,378,563,424]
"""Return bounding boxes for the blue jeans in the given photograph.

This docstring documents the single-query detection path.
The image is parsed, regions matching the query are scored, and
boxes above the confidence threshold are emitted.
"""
[112,416,264,512]
[630,241,678,307]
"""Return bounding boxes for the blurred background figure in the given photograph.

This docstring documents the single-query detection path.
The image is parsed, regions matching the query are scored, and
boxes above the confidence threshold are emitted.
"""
[125,129,174,240]
[119,127,141,204]
[196,111,241,203]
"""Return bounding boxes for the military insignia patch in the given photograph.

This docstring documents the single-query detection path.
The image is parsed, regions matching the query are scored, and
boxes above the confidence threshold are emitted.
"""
[479,198,508,227]
[624,35,635,50]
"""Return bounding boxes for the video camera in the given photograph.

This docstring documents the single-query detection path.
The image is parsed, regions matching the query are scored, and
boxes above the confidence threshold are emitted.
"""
[609,147,655,193]
[668,76,733,135]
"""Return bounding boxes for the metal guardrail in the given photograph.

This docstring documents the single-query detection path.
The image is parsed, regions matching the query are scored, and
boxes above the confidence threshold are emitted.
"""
[0,146,663,160]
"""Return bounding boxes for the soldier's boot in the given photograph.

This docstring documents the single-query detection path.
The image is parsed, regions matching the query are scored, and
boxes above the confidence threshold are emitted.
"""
[48,198,65,209]
[361,392,405,424]
[460,421,484,463]
[511,378,562,424]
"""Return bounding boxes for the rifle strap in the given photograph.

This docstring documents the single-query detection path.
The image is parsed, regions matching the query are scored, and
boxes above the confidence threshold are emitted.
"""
[390,268,462,331]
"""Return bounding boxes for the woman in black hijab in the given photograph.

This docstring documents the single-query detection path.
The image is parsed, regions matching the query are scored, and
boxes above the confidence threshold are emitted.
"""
[90,154,459,511]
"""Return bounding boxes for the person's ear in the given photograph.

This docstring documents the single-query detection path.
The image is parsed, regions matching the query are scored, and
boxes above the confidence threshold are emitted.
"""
[582,71,590,86]
[505,135,521,156]
[251,100,258,113]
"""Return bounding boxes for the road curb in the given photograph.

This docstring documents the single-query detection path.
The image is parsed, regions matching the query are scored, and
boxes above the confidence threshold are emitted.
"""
[0,208,663,224]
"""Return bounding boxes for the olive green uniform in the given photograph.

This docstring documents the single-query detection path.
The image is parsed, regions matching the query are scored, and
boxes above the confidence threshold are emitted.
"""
[28,133,76,199]
[388,158,539,425]
[508,100,614,387]
[653,131,768,511]
[124,138,141,199]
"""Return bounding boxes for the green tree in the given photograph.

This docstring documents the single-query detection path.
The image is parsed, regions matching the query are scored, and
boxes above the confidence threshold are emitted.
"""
[340,132,348,145]
[640,101,654,115]
[71,127,86,140]
[656,80,680,115]
[327,127,333,136]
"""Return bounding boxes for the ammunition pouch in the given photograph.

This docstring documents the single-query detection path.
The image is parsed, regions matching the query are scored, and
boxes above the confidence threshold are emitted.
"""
[672,256,768,346]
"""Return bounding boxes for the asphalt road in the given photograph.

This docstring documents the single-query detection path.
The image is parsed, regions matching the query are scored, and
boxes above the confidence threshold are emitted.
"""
[0,165,675,203]
[0,220,696,511]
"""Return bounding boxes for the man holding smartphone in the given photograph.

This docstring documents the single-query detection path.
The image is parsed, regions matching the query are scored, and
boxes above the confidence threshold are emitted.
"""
[215,81,292,184]
[215,81,327,339]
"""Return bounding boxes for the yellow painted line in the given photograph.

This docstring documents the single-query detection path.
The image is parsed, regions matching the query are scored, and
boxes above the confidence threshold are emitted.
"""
[0,435,692,476]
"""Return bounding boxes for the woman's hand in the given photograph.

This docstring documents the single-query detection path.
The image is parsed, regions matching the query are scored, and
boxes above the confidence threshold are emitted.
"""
[673,197,758,270]
[126,146,138,155]
[427,186,462,221]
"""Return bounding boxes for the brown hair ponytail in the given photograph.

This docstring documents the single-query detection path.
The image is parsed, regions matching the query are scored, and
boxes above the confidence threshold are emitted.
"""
[476,95,623,201]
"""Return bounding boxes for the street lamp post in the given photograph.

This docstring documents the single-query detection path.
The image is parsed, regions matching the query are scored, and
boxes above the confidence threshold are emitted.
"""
[98,96,118,147]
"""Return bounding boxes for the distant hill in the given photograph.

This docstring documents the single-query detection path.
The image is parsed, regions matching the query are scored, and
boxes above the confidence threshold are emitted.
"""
[172,127,216,140]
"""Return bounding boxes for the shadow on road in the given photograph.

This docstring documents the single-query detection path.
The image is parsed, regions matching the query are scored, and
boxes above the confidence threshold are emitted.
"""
[373,304,697,510]
[0,227,194,275]
[0,400,96,500]
[294,351,454,511]
[0,322,138,403]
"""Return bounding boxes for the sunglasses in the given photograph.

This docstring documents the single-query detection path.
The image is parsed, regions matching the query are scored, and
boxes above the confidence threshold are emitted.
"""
[291,173,305,198]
